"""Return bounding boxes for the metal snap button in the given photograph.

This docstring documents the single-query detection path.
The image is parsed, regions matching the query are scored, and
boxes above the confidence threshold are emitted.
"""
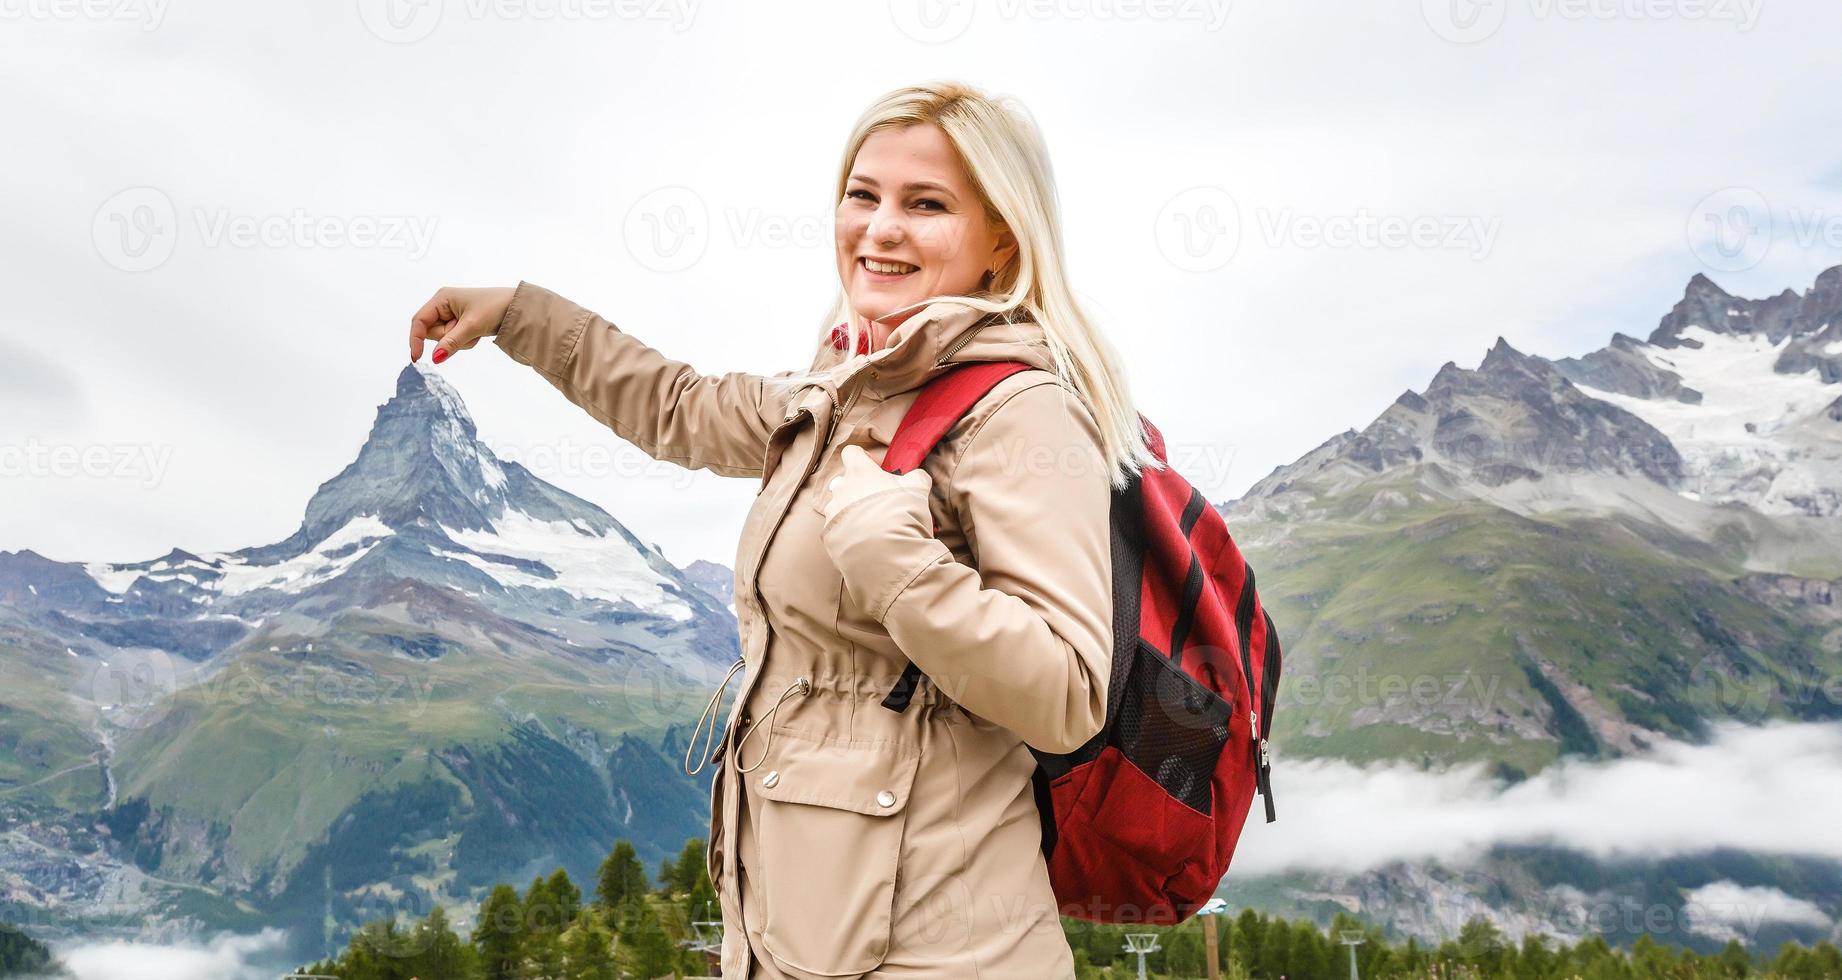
[762,770,780,789]
[876,790,896,808]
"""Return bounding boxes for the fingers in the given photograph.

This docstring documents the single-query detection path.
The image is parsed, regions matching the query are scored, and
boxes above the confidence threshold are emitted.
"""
[836,444,930,485]
[408,290,452,363]
[431,315,488,363]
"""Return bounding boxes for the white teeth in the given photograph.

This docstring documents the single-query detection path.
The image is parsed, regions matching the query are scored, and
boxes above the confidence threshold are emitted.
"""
[863,258,917,275]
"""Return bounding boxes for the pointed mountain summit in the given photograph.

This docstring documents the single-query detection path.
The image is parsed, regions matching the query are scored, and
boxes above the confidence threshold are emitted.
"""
[266,366,627,551]
[14,365,738,674]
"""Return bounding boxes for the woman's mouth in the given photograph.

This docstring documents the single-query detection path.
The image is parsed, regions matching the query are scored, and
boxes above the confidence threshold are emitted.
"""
[860,256,919,281]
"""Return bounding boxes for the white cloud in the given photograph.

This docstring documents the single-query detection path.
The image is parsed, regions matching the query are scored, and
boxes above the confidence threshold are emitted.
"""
[58,928,291,980]
[1681,880,1834,944]
[1234,720,1842,876]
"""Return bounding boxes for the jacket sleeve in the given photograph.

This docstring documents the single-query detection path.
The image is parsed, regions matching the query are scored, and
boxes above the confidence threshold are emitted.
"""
[491,280,805,479]
[819,379,1115,754]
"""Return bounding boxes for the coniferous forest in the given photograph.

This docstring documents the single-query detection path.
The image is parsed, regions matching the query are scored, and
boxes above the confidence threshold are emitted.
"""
[3,837,1839,979]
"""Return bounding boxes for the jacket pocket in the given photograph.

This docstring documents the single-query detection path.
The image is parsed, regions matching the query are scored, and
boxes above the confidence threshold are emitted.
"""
[751,727,921,979]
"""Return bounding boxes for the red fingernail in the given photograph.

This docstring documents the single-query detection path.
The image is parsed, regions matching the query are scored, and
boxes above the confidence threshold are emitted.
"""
[431,348,449,364]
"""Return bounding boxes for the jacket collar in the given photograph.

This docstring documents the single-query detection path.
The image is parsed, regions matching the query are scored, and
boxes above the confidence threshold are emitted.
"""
[820,299,1057,398]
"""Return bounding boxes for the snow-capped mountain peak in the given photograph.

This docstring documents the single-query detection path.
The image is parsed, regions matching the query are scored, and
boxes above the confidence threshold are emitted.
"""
[11,366,737,672]
[1234,264,1842,532]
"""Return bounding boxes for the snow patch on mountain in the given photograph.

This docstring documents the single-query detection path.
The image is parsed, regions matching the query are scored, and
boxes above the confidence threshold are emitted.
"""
[214,516,393,595]
[81,562,146,594]
[438,511,692,621]
[82,516,394,597]
[1573,325,1842,515]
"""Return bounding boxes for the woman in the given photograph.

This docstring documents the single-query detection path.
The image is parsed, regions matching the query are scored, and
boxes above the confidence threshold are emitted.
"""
[408,80,1156,979]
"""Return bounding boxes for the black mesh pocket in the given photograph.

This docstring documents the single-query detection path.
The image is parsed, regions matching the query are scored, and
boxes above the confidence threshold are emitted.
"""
[1111,638,1234,814]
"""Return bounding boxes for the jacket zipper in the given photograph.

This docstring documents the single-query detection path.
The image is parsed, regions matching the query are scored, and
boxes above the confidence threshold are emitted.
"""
[833,373,870,421]
[936,315,993,366]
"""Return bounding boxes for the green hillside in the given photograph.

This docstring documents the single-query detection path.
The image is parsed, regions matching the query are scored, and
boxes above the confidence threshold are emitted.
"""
[1233,465,1842,775]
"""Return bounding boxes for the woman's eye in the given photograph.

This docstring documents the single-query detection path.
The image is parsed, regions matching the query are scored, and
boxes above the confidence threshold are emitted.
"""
[915,198,944,211]
[847,190,874,202]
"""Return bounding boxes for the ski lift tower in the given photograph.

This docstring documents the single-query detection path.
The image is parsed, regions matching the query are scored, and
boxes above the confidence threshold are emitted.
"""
[1339,929,1366,980]
[1123,932,1162,980]
[681,906,722,972]
[680,902,724,979]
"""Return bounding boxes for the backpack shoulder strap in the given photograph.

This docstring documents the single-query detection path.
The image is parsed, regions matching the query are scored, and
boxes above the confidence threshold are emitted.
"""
[881,361,1040,475]
[877,359,1040,716]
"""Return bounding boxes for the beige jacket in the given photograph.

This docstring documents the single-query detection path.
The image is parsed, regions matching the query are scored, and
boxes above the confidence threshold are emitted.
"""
[492,282,1114,979]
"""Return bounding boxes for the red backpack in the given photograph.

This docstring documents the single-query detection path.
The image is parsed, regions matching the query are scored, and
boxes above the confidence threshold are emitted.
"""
[876,360,1282,925]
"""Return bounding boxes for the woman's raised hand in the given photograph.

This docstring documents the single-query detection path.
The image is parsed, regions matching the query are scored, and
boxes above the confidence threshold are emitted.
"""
[409,286,516,364]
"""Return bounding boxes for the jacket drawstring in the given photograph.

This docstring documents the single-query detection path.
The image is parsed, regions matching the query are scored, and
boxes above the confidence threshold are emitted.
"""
[734,675,812,774]
[683,656,747,777]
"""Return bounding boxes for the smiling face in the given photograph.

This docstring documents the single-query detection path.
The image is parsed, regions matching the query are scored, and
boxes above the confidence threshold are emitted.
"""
[835,123,1016,343]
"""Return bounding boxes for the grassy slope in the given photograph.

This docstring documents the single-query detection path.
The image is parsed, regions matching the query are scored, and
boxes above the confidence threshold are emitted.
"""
[0,622,108,812]
[1231,466,1838,772]
[112,630,712,888]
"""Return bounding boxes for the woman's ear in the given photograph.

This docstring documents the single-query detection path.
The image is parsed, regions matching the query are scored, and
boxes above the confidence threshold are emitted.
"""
[991,228,1019,277]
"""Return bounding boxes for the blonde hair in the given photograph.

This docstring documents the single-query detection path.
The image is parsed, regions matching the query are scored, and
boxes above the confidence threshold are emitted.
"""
[768,79,1158,490]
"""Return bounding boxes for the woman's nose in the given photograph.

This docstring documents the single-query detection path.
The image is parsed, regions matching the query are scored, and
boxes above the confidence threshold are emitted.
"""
[865,205,907,247]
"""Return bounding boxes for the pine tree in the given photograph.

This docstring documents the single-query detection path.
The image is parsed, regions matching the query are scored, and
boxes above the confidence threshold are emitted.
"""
[563,914,618,980]
[596,840,651,909]
[473,883,525,980]
[547,867,583,926]
[670,838,706,896]
[404,905,469,980]
[623,900,678,980]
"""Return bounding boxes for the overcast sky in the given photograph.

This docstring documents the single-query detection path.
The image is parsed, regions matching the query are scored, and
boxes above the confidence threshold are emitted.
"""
[5,0,1842,569]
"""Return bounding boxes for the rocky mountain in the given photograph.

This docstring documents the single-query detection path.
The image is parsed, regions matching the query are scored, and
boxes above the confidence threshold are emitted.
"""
[0,366,737,959]
[1237,268,1842,539]
[1219,266,1842,950]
